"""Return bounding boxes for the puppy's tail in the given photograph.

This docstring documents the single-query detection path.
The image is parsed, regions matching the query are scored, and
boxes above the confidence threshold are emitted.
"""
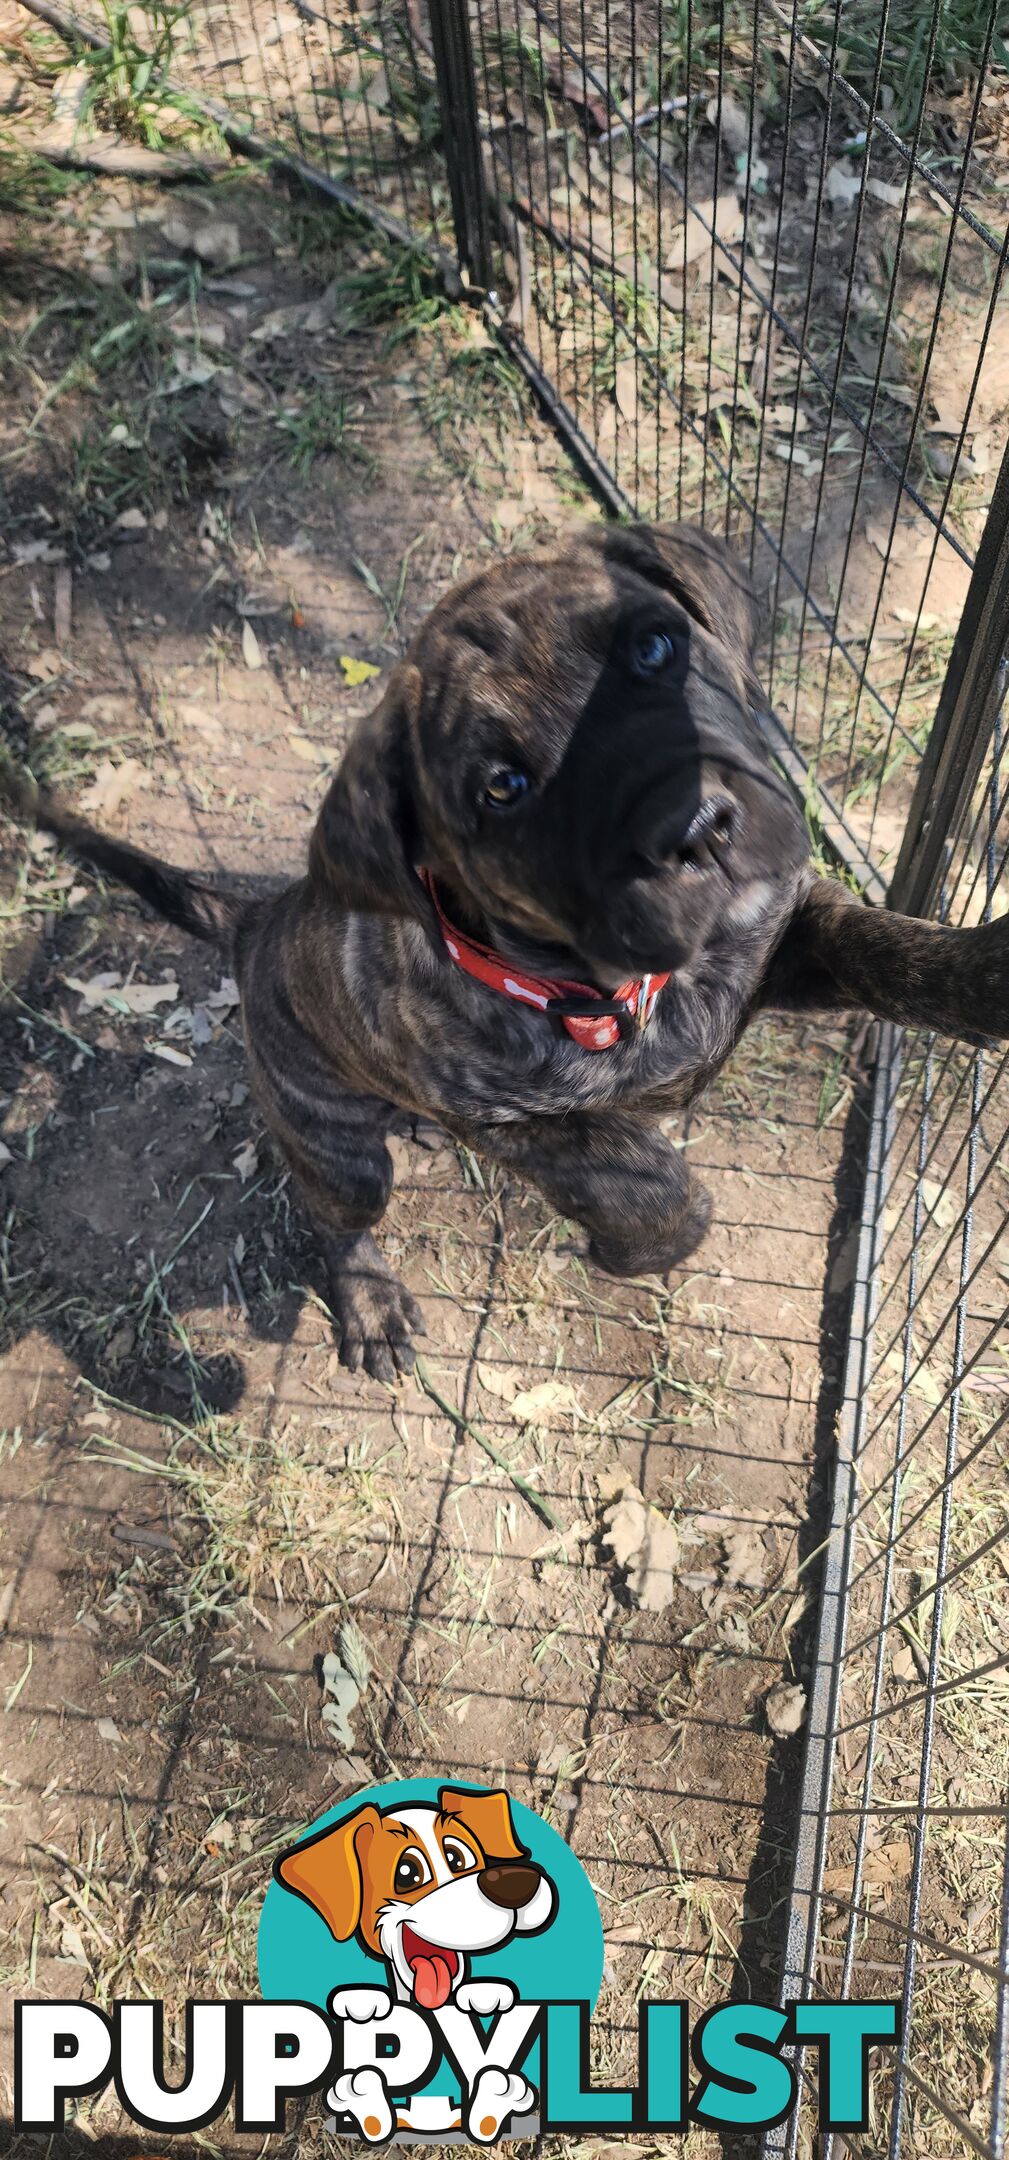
[1,763,244,948]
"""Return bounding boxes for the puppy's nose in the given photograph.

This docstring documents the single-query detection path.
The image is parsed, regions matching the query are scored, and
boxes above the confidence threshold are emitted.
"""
[645,794,738,872]
[478,1863,541,1909]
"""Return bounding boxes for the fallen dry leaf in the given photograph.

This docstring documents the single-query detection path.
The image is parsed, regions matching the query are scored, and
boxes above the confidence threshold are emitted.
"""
[66,969,122,1008]
[13,537,66,565]
[826,160,861,207]
[510,1378,580,1424]
[822,1840,912,1896]
[666,193,742,270]
[25,647,64,681]
[765,1681,806,1737]
[287,732,326,764]
[233,1140,259,1181]
[53,565,72,648]
[66,972,177,1017]
[477,1361,523,1403]
[340,655,382,685]
[163,214,241,265]
[321,1620,371,1750]
[723,1528,768,1591]
[242,620,264,670]
[602,1488,649,1568]
[919,1175,959,1231]
[614,360,638,421]
[78,757,148,820]
[602,1484,680,1613]
[596,1464,637,1502]
[114,979,179,1016]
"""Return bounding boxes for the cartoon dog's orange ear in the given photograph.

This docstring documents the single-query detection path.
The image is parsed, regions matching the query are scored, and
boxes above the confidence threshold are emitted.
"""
[274,1804,381,1941]
[439,1787,526,1863]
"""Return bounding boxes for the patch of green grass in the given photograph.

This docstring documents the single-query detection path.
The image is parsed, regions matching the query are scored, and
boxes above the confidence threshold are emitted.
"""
[61,0,221,151]
[0,140,87,216]
[337,238,448,341]
[68,397,223,533]
[275,385,358,475]
[800,0,1009,135]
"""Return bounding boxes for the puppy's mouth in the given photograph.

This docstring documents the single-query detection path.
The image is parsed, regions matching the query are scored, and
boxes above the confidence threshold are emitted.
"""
[402,1923,461,2008]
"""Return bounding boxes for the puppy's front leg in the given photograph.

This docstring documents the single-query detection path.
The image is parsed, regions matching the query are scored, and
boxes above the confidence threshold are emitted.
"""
[295,1126,425,1381]
[252,1065,424,1379]
[312,1218,425,1384]
[483,1113,711,1277]
[764,876,1009,1042]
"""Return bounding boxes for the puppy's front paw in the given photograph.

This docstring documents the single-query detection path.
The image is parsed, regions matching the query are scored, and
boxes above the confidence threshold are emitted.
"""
[327,2067,393,2141]
[466,2067,535,2142]
[328,1252,426,1383]
[329,1985,393,2023]
[455,1978,516,2016]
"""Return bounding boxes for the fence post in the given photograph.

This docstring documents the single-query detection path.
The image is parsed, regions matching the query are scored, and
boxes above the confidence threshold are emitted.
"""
[425,0,494,296]
[889,436,1009,919]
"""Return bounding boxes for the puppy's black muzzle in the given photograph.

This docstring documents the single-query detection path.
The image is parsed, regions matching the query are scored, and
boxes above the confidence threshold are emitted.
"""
[528,671,808,976]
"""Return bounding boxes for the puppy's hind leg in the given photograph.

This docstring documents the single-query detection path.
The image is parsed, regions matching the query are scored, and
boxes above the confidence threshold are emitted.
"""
[241,951,424,1381]
[484,1112,712,1279]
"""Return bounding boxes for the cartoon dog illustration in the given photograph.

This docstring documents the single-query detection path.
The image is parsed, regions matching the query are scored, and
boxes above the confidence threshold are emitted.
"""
[275,1786,556,2141]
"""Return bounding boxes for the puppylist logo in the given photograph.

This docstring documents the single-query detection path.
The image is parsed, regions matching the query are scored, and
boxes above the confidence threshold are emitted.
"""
[14,1777,900,2141]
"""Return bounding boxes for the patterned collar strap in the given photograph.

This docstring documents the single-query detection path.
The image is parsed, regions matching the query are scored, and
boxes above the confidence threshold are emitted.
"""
[420,871,669,1051]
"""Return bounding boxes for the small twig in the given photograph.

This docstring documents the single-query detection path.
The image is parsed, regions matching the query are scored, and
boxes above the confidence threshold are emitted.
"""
[27,131,227,180]
[112,1520,179,1555]
[415,1357,562,1531]
[0,978,94,1060]
[228,1253,249,1318]
[509,187,621,279]
[597,96,689,146]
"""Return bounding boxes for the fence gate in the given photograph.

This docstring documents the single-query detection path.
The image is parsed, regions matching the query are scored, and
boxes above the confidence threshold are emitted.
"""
[16,0,1009,2147]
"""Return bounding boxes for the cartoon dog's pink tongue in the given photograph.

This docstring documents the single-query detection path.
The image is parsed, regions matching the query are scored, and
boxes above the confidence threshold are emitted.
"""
[402,1925,459,2009]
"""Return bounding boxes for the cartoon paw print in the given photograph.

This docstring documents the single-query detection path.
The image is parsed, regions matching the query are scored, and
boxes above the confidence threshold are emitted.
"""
[329,1986,393,2023]
[466,2066,536,2143]
[327,2067,393,2142]
[454,1979,517,2016]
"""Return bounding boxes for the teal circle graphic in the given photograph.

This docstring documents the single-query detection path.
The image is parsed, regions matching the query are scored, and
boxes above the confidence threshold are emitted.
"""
[258,1777,604,2016]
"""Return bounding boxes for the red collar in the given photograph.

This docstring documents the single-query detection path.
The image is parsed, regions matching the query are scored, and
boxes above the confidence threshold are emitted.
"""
[421,872,669,1051]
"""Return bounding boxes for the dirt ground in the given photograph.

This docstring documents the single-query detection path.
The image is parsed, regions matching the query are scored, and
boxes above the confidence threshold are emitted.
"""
[0,119,880,2160]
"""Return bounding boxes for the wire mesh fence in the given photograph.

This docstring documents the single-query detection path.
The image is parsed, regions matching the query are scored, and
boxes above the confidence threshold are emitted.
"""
[11,0,1009,2149]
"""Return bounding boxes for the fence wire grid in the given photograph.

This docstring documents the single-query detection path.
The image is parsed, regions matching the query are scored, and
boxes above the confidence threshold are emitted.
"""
[12,0,1009,2151]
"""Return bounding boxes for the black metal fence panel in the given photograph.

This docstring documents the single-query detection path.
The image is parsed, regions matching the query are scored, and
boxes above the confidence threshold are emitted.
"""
[15,0,1009,2149]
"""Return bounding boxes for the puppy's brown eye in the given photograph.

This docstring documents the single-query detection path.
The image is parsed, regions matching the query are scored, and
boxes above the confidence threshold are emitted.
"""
[631,628,678,676]
[394,1850,429,1893]
[443,1838,476,1875]
[484,767,530,809]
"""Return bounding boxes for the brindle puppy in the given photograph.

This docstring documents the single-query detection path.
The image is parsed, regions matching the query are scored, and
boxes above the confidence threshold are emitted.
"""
[15,522,1009,1379]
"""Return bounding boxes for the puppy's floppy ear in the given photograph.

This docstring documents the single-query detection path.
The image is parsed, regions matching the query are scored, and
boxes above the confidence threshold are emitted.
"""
[309,662,437,933]
[274,1803,381,1941]
[602,521,762,670]
[439,1785,527,1863]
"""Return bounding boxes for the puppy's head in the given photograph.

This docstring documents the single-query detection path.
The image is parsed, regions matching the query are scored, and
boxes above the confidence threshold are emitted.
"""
[310,523,808,983]
[275,1787,555,2005]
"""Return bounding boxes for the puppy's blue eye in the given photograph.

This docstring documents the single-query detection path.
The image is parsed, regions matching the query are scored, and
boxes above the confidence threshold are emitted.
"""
[484,767,530,809]
[631,628,678,676]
